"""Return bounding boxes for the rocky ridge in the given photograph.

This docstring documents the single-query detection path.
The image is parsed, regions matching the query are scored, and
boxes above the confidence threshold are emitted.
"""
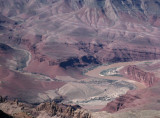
[0,96,91,118]
[102,64,160,113]
[102,94,142,113]
[0,0,160,118]
[36,102,91,118]
[122,65,159,87]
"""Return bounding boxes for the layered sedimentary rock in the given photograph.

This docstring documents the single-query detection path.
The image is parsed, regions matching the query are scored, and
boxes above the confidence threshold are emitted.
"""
[103,63,160,113]
[0,0,160,118]
[102,94,141,113]
[37,102,91,118]
[0,99,91,118]
[1,0,160,71]
[122,65,159,87]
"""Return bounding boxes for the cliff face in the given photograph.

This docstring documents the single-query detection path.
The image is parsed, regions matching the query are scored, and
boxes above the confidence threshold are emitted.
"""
[0,0,160,117]
[36,102,91,118]
[1,0,160,26]
[0,99,91,118]
[102,64,160,113]
[122,65,159,87]
[102,94,141,113]
[1,0,160,72]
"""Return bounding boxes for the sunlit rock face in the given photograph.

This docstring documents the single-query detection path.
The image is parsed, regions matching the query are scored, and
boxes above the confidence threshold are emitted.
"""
[67,0,106,8]
[0,1,160,118]
[0,0,160,70]
[66,0,160,22]
[0,0,160,25]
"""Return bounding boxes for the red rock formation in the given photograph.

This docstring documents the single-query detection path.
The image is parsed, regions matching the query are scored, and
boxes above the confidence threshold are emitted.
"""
[102,86,156,113]
[0,1,160,117]
[122,65,159,87]
[102,93,142,113]
[103,65,160,113]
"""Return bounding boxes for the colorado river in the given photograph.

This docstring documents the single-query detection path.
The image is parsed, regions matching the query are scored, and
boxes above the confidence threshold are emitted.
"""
[85,61,147,89]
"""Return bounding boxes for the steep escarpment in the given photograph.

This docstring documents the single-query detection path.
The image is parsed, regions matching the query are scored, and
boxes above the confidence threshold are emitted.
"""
[102,81,160,113]
[102,94,142,113]
[0,0,160,117]
[37,102,91,118]
[0,0,160,71]
[31,41,160,70]
[0,99,91,118]
[66,0,160,26]
[1,0,160,26]
[102,62,160,113]
[121,65,159,87]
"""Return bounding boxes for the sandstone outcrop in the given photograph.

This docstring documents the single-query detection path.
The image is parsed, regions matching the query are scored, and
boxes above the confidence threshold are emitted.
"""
[102,94,141,113]
[36,102,91,118]
[0,0,160,118]
[122,65,159,87]
[0,99,91,118]
[103,64,160,113]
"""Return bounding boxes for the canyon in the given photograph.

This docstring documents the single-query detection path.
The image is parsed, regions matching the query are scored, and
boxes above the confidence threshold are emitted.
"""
[0,0,160,118]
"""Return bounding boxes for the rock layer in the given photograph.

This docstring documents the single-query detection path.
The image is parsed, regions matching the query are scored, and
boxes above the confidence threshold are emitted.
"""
[0,0,160,117]
[37,102,91,118]
[0,99,91,118]
[122,65,159,87]
[102,94,141,113]
[103,63,160,113]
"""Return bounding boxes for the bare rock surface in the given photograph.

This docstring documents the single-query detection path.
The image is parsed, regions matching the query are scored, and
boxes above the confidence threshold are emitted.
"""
[0,99,91,118]
[102,62,160,114]
[0,0,160,118]
[122,65,159,87]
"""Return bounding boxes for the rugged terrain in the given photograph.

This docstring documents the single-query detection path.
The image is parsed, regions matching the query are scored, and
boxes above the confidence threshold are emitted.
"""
[0,0,160,118]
